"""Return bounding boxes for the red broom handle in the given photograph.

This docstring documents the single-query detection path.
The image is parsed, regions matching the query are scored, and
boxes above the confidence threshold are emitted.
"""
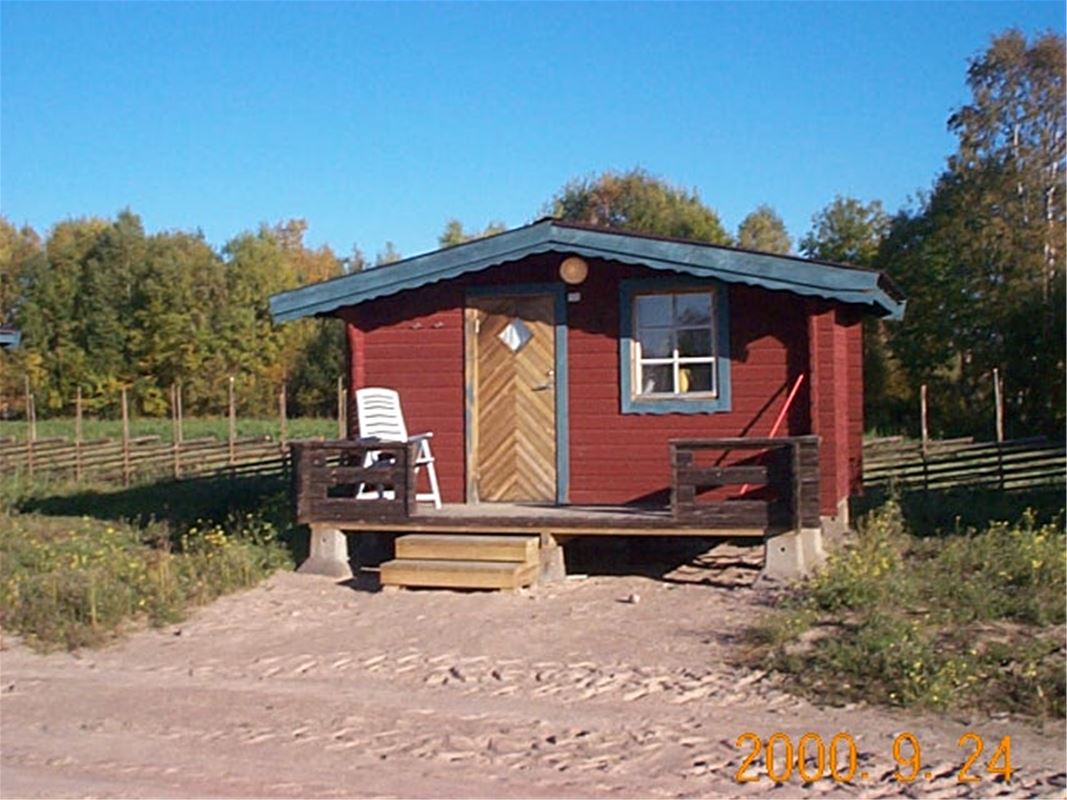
[739,373,806,495]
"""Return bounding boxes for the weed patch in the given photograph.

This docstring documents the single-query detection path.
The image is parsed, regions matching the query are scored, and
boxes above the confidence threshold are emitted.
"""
[745,501,1066,718]
[0,510,292,650]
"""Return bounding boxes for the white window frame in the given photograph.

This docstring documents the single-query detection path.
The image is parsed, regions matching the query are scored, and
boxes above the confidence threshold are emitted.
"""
[632,288,719,399]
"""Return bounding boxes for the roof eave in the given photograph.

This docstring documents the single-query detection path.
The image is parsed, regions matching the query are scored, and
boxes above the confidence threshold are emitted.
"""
[269,220,905,322]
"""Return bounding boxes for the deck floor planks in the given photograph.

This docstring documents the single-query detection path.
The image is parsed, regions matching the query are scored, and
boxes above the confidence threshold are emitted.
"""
[333,502,770,537]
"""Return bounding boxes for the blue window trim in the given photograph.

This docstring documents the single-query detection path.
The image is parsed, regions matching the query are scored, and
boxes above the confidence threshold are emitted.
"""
[465,283,569,504]
[619,277,732,415]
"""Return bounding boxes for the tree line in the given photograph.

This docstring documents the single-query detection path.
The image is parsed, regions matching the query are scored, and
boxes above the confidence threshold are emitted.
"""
[2,29,1062,437]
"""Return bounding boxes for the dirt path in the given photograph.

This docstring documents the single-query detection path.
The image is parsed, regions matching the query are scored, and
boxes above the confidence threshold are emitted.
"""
[2,549,1064,798]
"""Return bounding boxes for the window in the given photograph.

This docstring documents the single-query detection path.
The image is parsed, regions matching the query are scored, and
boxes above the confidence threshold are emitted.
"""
[619,279,731,414]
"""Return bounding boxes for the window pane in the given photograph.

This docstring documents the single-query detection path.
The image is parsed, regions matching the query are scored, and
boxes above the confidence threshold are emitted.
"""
[679,363,714,394]
[637,328,672,358]
[635,294,671,328]
[677,328,712,357]
[676,293,712,326]
[639,363,674,395]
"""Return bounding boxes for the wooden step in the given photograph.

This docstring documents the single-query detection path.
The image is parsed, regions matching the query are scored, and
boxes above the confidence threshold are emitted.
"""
[395,534,538,564]
[380,558,537,590]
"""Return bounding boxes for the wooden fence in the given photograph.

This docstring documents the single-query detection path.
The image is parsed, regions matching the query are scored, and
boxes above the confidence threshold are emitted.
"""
[863,435,1066,492]
[5,426,1063,496]
[0,434,290,484]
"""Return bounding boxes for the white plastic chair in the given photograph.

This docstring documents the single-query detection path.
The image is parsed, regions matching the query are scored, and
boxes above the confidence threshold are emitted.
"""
[354,387,442,509]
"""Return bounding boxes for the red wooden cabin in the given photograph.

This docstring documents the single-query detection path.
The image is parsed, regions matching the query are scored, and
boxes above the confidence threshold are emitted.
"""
[271,220,904,585]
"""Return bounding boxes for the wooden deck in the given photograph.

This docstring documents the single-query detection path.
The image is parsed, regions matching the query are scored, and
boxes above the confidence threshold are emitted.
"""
[290,435,820,539]
[329,501,772,538]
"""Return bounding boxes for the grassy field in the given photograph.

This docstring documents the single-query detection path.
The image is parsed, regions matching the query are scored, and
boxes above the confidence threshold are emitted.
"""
[744,499,1066,718]
[0,416,338,443]
[0,474,300,650]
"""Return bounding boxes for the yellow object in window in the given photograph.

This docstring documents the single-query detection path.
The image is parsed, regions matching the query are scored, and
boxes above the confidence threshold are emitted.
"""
[679,367,690,393]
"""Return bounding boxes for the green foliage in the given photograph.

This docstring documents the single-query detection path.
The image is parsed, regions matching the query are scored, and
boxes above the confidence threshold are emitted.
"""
[878,30,1066,437]
[286,320,347,416]
[736,204,791,254]
[800,195,889,265]
[3,212,346,418]
[0,509,292,650]
[746,501,1066,717]
[375,241,402,266]
[438,218,508,248]
[547,168,732,244]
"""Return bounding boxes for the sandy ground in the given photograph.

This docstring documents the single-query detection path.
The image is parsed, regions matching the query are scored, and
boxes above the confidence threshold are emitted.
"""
[2,542,1065,799]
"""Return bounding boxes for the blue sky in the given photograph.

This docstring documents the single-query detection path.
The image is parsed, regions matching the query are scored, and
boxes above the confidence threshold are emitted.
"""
[2,2,1063,259]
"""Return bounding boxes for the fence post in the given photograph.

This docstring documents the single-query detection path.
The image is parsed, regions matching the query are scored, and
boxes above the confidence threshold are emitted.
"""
[278,384,288,447]
[25,381,35,478]
[919,383,929,492]
[228,376,236,469]
[171,382,182,479]
[993,368,1004,444]
[75,387,83,482]
[993,368,1005,489]
[121,387,131,487]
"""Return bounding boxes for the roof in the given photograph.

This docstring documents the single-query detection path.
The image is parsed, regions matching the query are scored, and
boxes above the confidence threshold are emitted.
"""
[269,218,905,323]
[0,325,21,349]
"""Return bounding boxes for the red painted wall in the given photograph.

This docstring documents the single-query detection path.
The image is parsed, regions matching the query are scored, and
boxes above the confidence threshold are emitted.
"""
[340,253,864,510]
[807,303,864,517]
[846,318,864,497]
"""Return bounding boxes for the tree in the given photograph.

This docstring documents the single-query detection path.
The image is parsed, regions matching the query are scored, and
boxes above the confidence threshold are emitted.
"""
[375,242,401,266]
[800,196,889,264]
[0,218,45,414]
[880,29,1066,436]
[546,168,732,244]
[437,218,507,248]
[947,28,1065,303]
[0,218,42,324]
[737,204,791,254]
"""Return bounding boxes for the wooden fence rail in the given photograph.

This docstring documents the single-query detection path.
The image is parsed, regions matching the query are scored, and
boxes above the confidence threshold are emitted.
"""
[863,436,1065,492]
[0,434,290,484]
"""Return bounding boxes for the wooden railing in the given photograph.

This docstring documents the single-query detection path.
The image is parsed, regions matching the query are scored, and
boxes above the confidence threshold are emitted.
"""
[669,436,820,530]
[291,439,415,524]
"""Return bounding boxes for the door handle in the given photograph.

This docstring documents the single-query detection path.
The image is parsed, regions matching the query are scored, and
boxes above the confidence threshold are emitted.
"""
[532,382,552,391]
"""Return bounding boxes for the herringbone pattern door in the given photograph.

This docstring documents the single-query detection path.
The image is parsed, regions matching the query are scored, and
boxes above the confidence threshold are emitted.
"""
[466,294,556,503]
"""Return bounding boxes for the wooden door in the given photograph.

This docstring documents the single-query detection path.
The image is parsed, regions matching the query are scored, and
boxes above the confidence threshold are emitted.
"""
[466,294,556,503]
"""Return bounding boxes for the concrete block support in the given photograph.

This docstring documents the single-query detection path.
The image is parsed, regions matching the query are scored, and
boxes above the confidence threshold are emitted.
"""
[538,532,567,583]
[763,527,826,581]
[297,524,353,579]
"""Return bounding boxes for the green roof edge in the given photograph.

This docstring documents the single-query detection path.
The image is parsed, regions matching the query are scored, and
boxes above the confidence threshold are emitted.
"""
[269,219,905,323]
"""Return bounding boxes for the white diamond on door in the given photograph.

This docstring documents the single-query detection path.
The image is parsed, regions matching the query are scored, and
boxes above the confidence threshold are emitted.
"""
[498,318,533,353]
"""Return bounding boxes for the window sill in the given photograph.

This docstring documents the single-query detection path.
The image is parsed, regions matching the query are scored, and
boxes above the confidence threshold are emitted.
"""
[621,396,731,415]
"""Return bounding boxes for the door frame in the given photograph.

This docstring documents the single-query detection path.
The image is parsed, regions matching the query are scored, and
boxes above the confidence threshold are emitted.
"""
[464,283,569,505]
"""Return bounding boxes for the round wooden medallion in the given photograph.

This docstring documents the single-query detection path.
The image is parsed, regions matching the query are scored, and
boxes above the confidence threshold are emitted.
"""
[559,256,589,285]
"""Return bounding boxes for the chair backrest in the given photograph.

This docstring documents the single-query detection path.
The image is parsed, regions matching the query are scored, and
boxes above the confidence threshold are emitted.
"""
[355,387,409,442]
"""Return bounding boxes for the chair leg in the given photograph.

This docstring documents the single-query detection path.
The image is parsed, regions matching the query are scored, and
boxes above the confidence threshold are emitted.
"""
[413,440,442,509]
[425,459,442,509]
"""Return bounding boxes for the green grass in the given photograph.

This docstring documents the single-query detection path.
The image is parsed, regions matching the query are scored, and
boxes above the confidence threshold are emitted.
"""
[744,500,1067,718]
[854,484,1066,537]
[0,472,303,650]
[0,415,338,443]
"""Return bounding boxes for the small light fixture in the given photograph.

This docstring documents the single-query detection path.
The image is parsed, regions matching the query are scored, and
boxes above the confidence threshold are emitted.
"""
[559,256,588,285]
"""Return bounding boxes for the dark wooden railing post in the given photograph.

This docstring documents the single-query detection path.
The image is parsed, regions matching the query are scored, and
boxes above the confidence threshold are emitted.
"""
[669,435,820,531]
[291,439,416,525]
